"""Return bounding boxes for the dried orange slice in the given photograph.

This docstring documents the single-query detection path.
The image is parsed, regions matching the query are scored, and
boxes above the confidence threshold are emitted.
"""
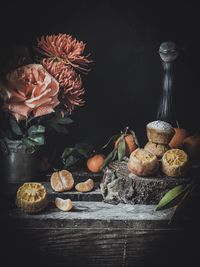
[161,149,188,177]
[16,183,48,213]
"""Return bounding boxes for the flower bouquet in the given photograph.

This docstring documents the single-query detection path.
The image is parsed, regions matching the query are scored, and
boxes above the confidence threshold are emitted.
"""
[0,34,91,182]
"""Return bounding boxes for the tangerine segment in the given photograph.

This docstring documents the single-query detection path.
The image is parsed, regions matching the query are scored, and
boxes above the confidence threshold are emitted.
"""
[162,149,188,177]
[75,178,94,192]
[55,198,73,212]
[16,183,48,213]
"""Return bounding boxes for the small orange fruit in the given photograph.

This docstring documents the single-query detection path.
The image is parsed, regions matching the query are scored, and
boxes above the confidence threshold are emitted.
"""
[87,154,105,173]
[182,135,200,159]
[169,128,189,148]
[115,134,137,157]
[162,149,188,177]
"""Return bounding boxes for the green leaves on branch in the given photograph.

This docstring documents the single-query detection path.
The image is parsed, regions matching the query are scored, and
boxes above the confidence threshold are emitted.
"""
[156,183,193,211]
[101,148,118,169]
[101,126,139,169]
[22,125,45,148]
[62,143,94,169]
[117,135,126,161]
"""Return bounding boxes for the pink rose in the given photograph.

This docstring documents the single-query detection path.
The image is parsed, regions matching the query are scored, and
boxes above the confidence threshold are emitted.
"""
[3,64,59,121]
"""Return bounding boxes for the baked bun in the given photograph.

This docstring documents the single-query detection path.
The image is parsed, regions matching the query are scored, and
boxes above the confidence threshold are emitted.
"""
[128,148,159,177]
[147,120,175,144]
[144,141,170,159]
[161,149,188,177]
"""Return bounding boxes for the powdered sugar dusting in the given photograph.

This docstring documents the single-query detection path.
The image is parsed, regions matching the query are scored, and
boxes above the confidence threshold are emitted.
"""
[147,120,173,132]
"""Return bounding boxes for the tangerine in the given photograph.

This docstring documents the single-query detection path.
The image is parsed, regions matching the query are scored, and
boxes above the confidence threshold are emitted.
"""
[183,135,200,159]
[115,134,137,156]
[87,154,105,173]
[162,149,188,177]
[169,128,189,148]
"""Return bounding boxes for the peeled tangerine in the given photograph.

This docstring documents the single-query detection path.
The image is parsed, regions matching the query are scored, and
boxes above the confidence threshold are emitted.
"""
[162,149,188,177]
[75,178,94,192]
[55,198,73,212]
[51,170,74,192]
[128,148,159,177]
[16,183,48,213]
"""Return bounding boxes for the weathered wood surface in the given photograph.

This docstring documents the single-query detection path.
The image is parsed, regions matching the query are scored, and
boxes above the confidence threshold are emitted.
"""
[2,201,183,267]
[5,202,174,229]
[2,201,198,267]
[100,160,196,205]
[2,164,200,267]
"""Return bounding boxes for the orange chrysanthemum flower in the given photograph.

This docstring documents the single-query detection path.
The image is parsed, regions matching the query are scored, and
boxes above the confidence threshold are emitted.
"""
[42,58,85,113]
[36,34,91,73]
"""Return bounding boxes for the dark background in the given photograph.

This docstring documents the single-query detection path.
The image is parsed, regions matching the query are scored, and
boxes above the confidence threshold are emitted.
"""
[1,3,200,266]
[1,0,200,153]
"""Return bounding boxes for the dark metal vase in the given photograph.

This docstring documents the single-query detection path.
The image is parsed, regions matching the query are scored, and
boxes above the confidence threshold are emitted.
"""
[0,138,39,183]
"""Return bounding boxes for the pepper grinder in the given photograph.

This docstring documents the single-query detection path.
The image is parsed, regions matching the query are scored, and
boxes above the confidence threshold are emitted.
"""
[157,41,179,123]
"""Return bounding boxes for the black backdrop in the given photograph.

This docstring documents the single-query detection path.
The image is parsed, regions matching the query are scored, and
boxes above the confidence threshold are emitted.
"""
[1,1,200,155]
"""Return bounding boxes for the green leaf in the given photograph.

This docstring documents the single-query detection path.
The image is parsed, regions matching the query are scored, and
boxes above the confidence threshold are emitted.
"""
[50,124,69,134]
[22,137,35,148]
[75,143,94,158]
[101,134,118,150]
[56,117,73,125]
[101,148,117,169]
[61,148,74,159]
[29,134,45,145]
[63,155,80,169]
[9,116,23,136]
[156,183,192,211]
[130,129,140,148]
[28,125,45,136]
[117,136,126,161]
[22,134,45,147]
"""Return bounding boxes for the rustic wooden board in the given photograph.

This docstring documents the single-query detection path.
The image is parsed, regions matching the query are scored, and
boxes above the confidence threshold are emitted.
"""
[2,164,199,267]
[2,202,179,267]
[5,202,174,229]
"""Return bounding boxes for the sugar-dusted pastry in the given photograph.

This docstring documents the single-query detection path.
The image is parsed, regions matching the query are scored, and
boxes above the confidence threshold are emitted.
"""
[128,148,159,177]
[144,141,170,159]
[147,120,175,144]
[161,149,188,177]
[16,183,48,213]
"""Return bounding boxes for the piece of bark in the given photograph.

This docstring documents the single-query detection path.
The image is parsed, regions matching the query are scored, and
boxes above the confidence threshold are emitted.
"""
[100,160,190,205]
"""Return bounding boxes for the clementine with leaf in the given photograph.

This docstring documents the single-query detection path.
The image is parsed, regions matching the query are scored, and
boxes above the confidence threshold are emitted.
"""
[115,134,138,157]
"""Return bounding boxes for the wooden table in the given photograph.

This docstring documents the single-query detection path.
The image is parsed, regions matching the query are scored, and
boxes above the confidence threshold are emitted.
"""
[1,170,199,267]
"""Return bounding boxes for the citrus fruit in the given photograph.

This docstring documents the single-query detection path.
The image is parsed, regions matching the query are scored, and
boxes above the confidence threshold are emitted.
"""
[183,135,200,159]
[16,183,48,213]
[50,170,74,192]
[169,128,189,148]
[75,178,94,192]
[128,148,159,177]
[55,198,73,212]
[87,154,105,173]
[161,149,188,177]
[115,134,137,156]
